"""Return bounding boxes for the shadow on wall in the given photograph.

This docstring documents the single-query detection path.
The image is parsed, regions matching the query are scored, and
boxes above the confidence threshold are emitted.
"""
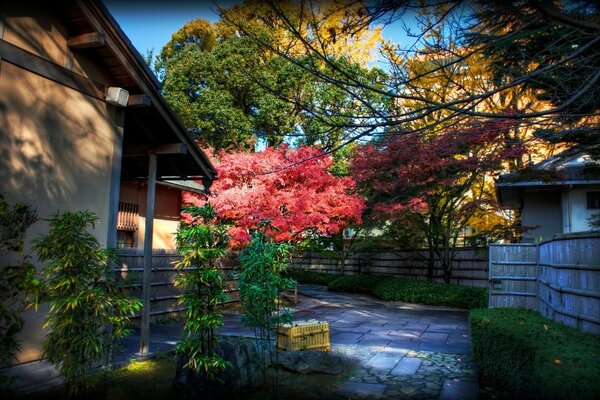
[0,62,114,209]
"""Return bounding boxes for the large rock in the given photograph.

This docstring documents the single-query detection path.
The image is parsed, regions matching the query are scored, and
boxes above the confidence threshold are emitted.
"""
[275,350,354,375]
[175,336,264,397]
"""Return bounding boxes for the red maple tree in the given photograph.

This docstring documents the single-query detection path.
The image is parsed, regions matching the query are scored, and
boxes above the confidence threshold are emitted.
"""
[184,145,365,248]
[351,120,524,281]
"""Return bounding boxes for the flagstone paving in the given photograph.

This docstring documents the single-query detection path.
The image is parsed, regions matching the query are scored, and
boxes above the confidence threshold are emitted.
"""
[6,284,479,399]
[290,285,479,399]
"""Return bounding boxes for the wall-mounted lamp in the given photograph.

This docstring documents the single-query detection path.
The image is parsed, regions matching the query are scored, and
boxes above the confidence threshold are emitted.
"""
[105,87,129,107]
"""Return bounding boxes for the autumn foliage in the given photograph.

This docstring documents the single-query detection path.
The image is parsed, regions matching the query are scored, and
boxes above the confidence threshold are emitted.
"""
[352,121,522,219]
[352,120,524,280]
[184,146,365,248]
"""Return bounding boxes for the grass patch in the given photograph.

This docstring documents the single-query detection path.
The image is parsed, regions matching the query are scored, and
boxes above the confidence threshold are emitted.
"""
[22,355,182,400]
[470,308,600,399]
[20,353,354,400]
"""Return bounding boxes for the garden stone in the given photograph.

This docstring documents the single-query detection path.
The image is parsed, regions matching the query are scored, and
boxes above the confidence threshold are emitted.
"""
[276,350,355,375]
[175,336,263,396]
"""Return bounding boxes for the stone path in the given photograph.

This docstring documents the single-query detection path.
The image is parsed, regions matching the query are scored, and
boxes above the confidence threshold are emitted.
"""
[5,284,479,399]
[284,285,479,399]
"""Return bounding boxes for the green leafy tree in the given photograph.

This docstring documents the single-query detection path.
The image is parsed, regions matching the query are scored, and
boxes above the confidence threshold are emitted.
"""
[174,204,230,379]
[0,195,38,391]
[223,1,600,152]
[238,223,295,375]
[33,211,141,396]
[159,13,389,154]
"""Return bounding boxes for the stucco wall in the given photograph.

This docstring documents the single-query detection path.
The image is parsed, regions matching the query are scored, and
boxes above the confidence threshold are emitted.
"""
[521,190,562,242]
[119,181,182,250]
[0,13,120,360]
[569,187,599,232]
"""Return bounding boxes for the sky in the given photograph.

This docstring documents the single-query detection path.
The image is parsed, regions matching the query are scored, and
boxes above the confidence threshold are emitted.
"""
[104,0,410,59]
[104,0,234,57]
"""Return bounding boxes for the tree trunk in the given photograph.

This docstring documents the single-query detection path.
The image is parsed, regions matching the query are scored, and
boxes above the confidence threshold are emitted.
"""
[427,247,435,281]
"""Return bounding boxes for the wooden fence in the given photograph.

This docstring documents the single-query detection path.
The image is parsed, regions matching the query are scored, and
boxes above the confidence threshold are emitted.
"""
[115,248,489,318]
[488,244,538,309]
[538,233,600,334]
[489,232,600,334]
[290,248,489,288]
[116,249,239,320]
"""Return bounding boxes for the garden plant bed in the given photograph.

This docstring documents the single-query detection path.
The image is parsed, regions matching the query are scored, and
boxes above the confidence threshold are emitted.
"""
[470,308,600,400]
[288,269,488,309]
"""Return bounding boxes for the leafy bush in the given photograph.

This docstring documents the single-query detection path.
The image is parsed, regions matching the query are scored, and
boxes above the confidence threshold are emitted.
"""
[239,224,296,375]
[470,308,600,399]
[174,204,230,379]
[1,195,38,391]
[285,269,341,286]
[33,211,141,396]
[328,274,387,295]
[372,277,488,309]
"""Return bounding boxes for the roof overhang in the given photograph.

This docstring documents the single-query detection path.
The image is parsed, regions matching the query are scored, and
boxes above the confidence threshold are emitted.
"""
[495,179,600,208]
[73,0,216,186]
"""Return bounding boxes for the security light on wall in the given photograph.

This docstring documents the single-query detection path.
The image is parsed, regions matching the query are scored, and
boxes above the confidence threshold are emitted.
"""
[105,87,129,107]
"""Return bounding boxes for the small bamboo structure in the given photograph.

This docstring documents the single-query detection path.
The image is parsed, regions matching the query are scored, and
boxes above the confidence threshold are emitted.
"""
[276,320,330,352]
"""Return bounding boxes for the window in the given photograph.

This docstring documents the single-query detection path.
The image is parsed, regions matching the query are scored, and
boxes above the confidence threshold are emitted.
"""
[587,192,600,209]
[117,230,135,248]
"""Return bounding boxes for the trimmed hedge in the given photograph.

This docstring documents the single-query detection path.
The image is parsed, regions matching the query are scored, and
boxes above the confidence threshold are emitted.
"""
[372,277,487,309]
[288,269,487,309]
[285,269,342,286]
[470,308,600,399]
[328,274,387,295]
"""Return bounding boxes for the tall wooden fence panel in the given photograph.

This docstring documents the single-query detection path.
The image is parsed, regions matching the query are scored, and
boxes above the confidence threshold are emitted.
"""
[290,248,489,288]
[538,233,600,334]
[490,233,600,335]
[488,244,539,310]
[116,250,239,320]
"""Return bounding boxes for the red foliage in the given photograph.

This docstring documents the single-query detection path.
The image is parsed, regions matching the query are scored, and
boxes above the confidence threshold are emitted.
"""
[184,145,365,248]
[351,121,524,219]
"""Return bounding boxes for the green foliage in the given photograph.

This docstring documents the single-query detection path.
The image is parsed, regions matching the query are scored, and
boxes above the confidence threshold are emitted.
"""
[0,195,38,389]
[372,278,488,309]
[328,274,387,295]
[160,17,389,152]
[174,204,230,379]
[238,224,296,371]
[470,308,600,399]
[589,213,600,230]
[33,211,141,396]
[307,271,488,309]
[285,269,341,286]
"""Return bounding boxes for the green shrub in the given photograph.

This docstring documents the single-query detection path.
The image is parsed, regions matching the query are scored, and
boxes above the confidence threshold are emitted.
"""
[328,274,386,294]
[174,204,230,380]
[286,269,341,286]
[470,308,600,399]
[239,225,296,376]
[33,211,141,396]
[289,269,488,309]
[372,277,488,309]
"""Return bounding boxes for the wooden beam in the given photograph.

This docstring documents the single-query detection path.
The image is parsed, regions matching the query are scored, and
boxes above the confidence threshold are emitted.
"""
[0,39,105,99]
[140,153,157,356]
[67,32,105,49]
[123,143,188,156]
[127,94,152,108]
